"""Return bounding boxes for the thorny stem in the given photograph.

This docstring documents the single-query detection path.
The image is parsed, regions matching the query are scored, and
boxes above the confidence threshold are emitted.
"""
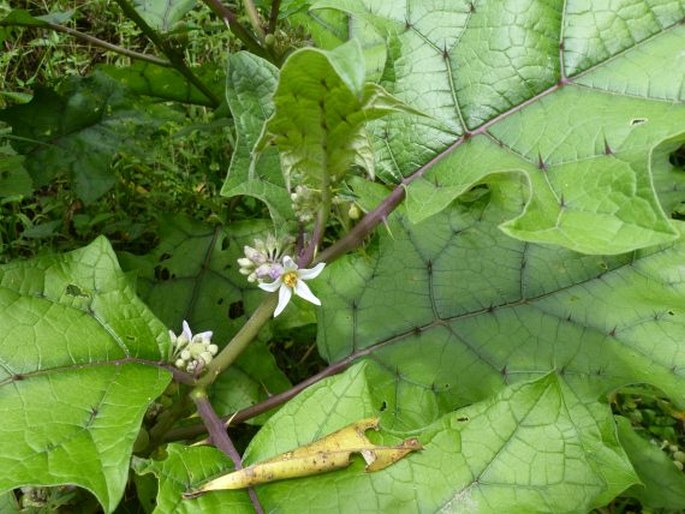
[164,354,360,442]
[112,0,221,106]
[200,0,270,59]
[169,178,425,443]
[192,390,243,462]
[3,20,171,66]
[192,390,264,514]
[317,184,405,264]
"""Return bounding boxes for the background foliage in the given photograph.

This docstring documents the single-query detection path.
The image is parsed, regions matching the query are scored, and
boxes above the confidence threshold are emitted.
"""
[1,0,684,513]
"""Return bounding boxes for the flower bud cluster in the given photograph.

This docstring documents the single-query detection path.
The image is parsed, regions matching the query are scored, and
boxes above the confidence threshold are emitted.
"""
[20,486,49,508]
[291,185,321,224]
[169,320,218,374]
[237,233,293,283]
[658,439,685,471]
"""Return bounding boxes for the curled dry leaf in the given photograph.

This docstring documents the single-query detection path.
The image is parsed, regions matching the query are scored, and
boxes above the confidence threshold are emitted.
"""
[185,417,422,497]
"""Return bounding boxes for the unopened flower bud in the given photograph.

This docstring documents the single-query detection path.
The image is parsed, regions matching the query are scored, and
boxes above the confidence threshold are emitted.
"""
[237,257,252,268]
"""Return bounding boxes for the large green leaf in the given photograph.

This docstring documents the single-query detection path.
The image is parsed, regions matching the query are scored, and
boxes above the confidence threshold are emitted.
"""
[118,215,291,418]
[133,444,252,513]
[0,237,171,513]
[221,52,294,227]
[0,72,172,203]
[227,362,635,513]
[312,0,685,254]
[317,179,685,410]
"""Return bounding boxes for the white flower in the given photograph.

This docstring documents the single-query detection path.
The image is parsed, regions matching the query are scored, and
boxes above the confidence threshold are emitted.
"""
[169,320,213,347]
[168,319,192,350]
[258,256,326,317]
[169,320,215,372]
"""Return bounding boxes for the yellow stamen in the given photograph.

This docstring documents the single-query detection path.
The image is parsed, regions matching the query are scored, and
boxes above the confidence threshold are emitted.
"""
[282,271,298,288]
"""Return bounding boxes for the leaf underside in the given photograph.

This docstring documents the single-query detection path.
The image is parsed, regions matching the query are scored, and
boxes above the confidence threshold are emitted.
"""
[319,180,685,411]
[312,0,685,254]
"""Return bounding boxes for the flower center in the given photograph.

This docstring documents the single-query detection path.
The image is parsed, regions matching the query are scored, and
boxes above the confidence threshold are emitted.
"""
[282,271,298,288]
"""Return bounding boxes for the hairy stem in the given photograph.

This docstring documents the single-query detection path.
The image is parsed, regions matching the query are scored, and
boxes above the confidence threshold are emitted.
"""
[195,293,278,388]
[112,0,220,106]
[3,20,171,66]
[201,0,269,59]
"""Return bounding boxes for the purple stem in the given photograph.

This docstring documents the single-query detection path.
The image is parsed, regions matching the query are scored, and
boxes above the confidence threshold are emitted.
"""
[267,0,281,34]
[297,210,326,267]
[193,394,265,514]
[193,394,243,463]
[201,0,269,59]
[164,353,362,442]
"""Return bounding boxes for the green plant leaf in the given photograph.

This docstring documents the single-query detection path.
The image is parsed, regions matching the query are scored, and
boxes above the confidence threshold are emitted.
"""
[0,72,173,203]
[133,0,195,31]
[221,52,294,227]
[256,39,421,188]
[133,444,252,513]
[118,215,291,418]
[0,237,171,513]
[99,62,224,107]
[315,0,685,254]
[232,362,636,512]
[616,416,685,509]
[318,180,685,411]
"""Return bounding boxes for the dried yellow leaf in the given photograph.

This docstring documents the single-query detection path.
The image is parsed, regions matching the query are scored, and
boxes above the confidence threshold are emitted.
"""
[185,417,422,497]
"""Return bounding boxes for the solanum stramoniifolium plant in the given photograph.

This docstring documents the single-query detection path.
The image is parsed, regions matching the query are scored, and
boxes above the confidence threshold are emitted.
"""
[0,0,684,513]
